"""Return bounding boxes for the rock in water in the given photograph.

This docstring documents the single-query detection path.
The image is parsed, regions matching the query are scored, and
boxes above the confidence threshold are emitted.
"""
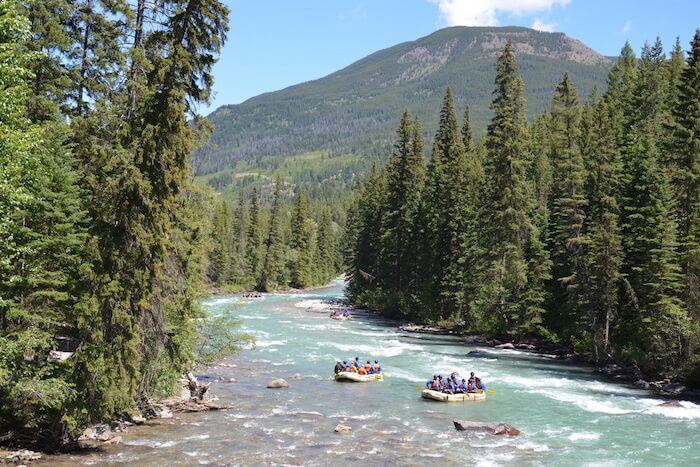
[267,379,290,389]
[493,424,521,436]
[334,424,352,433]
[290,373,303,380]
[657,400,684,407]
[3,450,42,463]
[661,383,686,395]
[495,343,515,349]
[453,420,521,436]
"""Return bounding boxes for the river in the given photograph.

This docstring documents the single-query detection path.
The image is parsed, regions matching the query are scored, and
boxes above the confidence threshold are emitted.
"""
[47,279,700,466]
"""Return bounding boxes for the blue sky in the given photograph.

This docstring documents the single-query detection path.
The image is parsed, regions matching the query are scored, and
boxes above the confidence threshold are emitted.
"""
[201,0,699,115]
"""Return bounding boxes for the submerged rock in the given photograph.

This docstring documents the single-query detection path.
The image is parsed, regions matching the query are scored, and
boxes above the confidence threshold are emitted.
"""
[453,420,521,436]
[267,378,289,389]
[657,400,684,407]
[228,377,238,383]
[334,424,352,433]
[289,373,303,380]
[3,449,42,463]
[494,343,515,350]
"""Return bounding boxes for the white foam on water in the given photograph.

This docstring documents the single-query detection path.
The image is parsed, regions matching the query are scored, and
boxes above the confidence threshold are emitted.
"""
[568,431,601,441]
[294,299,329,310]
[642,400,700,419]
[328,411,382,420]
[256,339,287,347]
[322,339,423,357]
[386,368,424,382]
[123,439,178,448]
[237,314,270,320]
[184,434,210,441]
[203,297,238,307]
[515,440,551,452]
[529,388,637,415]
[497,374,579,389]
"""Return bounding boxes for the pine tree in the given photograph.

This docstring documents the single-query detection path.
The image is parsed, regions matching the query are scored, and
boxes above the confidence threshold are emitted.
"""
[230,191,248,286]
[259,177,287,291]
[477,41,549,336]
[289,188,315,289]
[210,199,232,285]
[378,110,425,298]
[422,88,472,319]
[315,207,332,283]
[547,73,590,341]
[347,164,386,301]
[245,188,263,287]
[581,99,623,362]
[668,29,700,360]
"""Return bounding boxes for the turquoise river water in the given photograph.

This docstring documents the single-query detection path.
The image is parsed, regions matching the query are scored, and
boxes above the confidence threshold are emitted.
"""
[48,280,699,466]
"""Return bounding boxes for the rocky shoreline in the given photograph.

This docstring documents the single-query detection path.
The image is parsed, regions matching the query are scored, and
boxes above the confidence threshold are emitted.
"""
[397,322,700,401]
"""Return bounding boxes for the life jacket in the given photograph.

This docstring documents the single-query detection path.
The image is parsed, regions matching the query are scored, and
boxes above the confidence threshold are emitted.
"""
[431,380,439,389]
[357,367,367,375]
[348,365,357,373]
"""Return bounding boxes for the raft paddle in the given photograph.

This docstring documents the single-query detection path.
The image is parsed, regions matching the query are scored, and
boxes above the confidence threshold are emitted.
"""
[382,372,392,377]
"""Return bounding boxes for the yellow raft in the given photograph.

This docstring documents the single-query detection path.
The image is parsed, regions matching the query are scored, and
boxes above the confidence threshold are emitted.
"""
[421,388,486,402]
[334,371,383,382]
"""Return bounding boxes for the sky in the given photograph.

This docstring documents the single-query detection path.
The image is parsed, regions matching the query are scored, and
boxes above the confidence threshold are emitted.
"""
[201,0,700,115]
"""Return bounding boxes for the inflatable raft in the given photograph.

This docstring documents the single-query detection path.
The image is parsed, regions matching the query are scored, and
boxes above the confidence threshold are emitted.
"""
[334,371,383,382]
[329,315,351,320]
[421,389,486,402]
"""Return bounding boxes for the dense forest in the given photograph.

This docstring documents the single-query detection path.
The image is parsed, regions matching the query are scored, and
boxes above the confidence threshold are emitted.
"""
[0,0,252,449]
[207,180,342,292]
[346,34,700,383]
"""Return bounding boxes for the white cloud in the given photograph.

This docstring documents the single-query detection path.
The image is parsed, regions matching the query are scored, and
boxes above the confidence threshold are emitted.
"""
[432,0,571,27]
[532,18,557,32]
[620,20,631,34]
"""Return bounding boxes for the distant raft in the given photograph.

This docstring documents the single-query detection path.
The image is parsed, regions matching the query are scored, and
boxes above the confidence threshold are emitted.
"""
[334,371,383,382]
[329,314,351,320]
[421,389,486,402]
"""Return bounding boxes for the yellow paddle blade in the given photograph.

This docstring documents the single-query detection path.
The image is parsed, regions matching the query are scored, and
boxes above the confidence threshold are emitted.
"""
[413,385,425,390]
[382,372,392,377]
[487,389,496,395]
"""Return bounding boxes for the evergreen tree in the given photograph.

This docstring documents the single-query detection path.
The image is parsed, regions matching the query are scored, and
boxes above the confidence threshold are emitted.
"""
[378,110,425,299]
[210,199,232,285]
[289,188,315,289]
[316,207,336,284]
[668,29,700,360]
[245,187,263,286]
[477,41,549,336]
[422,88,472,319]
[347,164,386,302]
[547,73,590,341]
[581,99,623,362]
[259,177,286,291]
[230,191,248,286]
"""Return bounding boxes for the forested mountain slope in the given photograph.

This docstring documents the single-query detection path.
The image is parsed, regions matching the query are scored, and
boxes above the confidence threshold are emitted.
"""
[195,26,612,180]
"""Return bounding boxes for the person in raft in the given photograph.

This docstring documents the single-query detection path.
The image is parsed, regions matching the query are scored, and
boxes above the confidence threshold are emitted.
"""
[369,360,381,374]
[334,360,345,374]
[357,361,371,375]
[468,372,486,391]
[343,309,351,318]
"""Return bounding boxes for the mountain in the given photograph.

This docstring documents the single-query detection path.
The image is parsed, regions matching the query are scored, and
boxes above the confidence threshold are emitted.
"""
[194,26,613,194]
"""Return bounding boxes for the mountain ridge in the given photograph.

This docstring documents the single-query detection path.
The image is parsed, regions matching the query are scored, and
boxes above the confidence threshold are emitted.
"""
[195,26,613,182]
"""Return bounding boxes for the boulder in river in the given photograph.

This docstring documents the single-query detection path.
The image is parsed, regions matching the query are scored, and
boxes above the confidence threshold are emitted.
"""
[3,449,42,463]
[289,373,303,380]
[657,400,684,407]
[453,420,521,436]
[79,424,115,442]
[634,379,650,389]
[515,343,536,351]
[661,383,685,395]
[494,343,515,350]
[334,424,352,433]
[267,378,290,389]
